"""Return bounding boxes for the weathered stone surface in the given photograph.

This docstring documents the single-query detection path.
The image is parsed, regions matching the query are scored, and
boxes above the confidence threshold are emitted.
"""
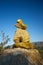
[13,19,34,49]
[0,48,43,65]
[14,28,30,43]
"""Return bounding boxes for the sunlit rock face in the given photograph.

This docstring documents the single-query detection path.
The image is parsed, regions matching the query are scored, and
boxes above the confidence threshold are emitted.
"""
[13,19,34,49]
[0,48,43,65]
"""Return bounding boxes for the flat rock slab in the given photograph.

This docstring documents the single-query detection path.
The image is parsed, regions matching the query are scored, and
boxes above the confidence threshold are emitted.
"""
[0,48,43,65]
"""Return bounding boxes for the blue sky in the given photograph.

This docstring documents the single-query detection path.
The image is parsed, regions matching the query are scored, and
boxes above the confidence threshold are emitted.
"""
[0,0,43,45]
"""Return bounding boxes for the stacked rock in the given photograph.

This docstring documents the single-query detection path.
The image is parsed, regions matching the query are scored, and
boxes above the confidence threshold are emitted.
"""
[13,19,34,49]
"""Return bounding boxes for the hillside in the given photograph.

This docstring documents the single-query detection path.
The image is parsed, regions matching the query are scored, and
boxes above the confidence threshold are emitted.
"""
[33,42,43,48]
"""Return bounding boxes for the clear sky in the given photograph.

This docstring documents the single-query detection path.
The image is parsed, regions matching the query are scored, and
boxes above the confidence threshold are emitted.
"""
[0,0,43,45]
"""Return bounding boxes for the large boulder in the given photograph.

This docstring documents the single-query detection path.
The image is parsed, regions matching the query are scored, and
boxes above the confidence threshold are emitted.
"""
[0,48,43,65]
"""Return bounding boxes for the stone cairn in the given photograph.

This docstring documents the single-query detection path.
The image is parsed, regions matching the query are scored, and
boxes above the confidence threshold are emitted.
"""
[13,19,34,49]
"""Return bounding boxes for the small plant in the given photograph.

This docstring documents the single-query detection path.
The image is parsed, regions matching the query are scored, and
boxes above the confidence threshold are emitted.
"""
[0,31,10,52]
